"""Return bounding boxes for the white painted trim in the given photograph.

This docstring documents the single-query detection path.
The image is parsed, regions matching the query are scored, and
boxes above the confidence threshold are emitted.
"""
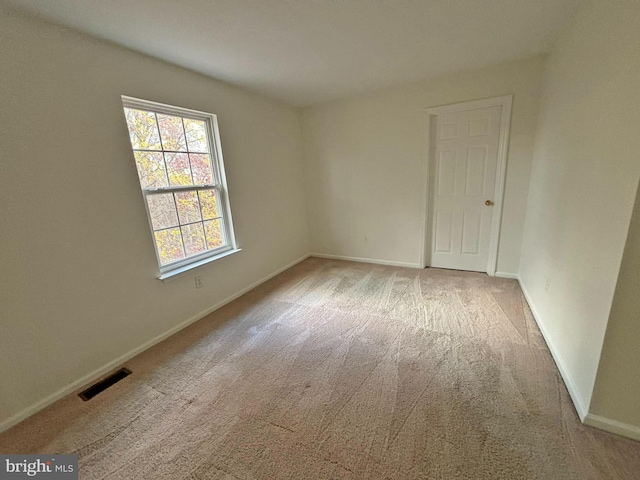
[505,275,640,441]
[0,254,311,434]
[423,96,514,115]
[310,253,420,269]
[421,95,513,276]
[159,248,241,281]
[495,271,519,279]
[518,276,589,420]
[584,414,640,441]
[7,252,636,442]
[487,95,512,276]
[419,114,433,270]
[121,95,238,277]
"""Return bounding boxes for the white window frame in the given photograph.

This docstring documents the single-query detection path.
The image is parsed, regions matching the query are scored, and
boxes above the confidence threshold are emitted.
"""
[121,96,238,279]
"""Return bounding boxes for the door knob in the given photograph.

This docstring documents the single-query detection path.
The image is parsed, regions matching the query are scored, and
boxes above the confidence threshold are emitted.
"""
[485,200,494,206]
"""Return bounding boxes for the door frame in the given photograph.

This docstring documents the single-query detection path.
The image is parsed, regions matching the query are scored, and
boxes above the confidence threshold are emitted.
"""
[419,95,513,275]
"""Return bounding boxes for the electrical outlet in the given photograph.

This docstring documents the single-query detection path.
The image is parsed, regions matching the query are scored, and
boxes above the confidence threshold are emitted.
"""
[544,277,551,292]
[195,276,203,289]
[364,235,368,243]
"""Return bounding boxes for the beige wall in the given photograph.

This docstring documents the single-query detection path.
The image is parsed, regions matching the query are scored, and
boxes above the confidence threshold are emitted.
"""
[519,0,640,419]
[590,183,640,429]
[302,56,545,273]
[0,8,309,427]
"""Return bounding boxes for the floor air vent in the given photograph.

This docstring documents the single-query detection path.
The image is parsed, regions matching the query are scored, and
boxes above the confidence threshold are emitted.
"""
[79,368,132,401]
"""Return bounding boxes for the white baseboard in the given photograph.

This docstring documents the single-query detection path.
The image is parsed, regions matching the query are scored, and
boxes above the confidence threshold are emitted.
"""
[495,272,519,279]
[9,255,636,442]
[518,276,640,441]
[310,253,420,269]
[517,276,589,421]
[584,414,640,441]
[0,254,311,434]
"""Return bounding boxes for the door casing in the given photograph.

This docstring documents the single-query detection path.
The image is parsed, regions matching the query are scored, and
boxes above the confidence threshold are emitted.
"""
[420,95,513,275]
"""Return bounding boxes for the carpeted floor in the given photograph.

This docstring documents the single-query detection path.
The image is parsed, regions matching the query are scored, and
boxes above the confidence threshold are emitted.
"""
[1,258,639,479]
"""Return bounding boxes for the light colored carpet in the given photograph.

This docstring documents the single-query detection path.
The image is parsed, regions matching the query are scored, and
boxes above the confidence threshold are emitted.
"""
[1,258,639,479]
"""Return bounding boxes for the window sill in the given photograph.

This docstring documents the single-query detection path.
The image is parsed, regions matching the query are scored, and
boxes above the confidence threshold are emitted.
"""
[158,248,242,281]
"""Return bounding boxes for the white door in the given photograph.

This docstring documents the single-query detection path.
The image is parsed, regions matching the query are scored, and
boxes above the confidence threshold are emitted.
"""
[430,105,502,272]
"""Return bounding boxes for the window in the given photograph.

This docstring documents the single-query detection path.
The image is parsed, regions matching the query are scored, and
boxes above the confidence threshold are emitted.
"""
[121,96,237,278]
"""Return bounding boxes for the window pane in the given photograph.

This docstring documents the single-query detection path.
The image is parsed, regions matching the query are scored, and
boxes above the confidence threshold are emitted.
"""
[198,189,219,219]
[204,219,224,249]
[146,193,178,230]
[165,153,193,186]
[122,98,237,273]
[190,154,214,185]
[157,114,187,152]
[181,223,207,257]
[154,228,185,265]
[124,108,162,150]
[134,151,168,189]
[175,191,202,224]
[184,118,209,152]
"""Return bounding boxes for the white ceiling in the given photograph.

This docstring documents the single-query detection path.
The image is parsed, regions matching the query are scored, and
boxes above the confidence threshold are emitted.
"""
[5,0,584,107]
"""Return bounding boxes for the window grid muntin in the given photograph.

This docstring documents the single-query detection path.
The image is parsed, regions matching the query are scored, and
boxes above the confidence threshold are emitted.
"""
[144,187,227,267]
[123,96,235,274]
[151,111,210,189]
[152,222,228,270]
[151,216,224,234]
